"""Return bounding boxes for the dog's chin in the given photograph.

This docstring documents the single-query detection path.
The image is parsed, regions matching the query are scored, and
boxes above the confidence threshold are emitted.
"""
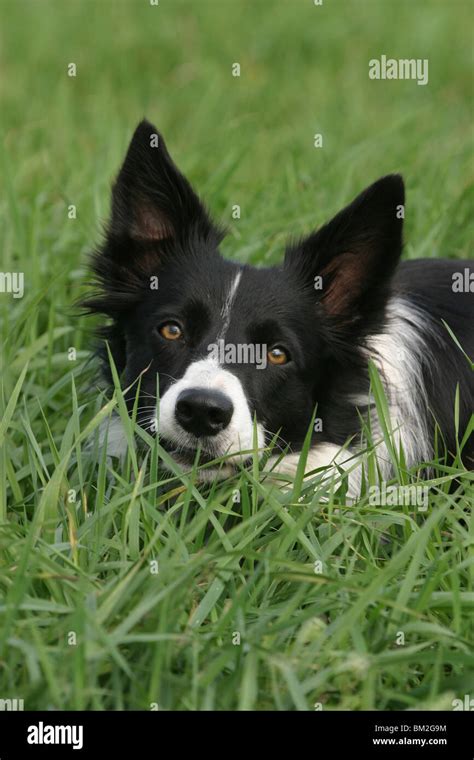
[167,452,243,482]
[160,438,251,481]
[176,460,236,482]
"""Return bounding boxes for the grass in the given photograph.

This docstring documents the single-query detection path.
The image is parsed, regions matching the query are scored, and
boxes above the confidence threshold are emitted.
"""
[0,0,473,710]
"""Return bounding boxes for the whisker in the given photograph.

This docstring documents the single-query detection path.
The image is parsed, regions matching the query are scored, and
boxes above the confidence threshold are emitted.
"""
[261,426,293,455]
[139,390,158,400]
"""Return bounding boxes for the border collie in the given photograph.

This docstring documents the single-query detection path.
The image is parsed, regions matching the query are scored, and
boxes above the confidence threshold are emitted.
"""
[84,120,473,492]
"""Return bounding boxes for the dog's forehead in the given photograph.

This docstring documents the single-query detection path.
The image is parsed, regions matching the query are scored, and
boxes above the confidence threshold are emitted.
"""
[228,265,301,317]
[145,258,303,331]
[144,256,236,305]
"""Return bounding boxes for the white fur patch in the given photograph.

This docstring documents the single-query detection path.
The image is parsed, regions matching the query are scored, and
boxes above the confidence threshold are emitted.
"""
[157,357,265,468]
[267,444,363,499]
[218,270,242,340]
[365,297,434,472]
[98,415,128,459]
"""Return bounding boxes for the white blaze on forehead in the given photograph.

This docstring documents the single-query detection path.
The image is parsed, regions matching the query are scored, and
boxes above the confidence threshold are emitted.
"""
[158,357,265,462]
[218,270,242,340]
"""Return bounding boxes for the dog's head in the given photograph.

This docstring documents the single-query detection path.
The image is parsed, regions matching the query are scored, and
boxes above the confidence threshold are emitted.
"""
[86,120,404,475]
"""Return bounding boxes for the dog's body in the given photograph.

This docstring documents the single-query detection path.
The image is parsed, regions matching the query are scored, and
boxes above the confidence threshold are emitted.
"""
[85,121,473,490]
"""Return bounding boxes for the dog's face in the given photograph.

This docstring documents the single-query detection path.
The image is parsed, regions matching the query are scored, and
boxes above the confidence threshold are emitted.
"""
[87,121,404,475]
[121,258,325,471]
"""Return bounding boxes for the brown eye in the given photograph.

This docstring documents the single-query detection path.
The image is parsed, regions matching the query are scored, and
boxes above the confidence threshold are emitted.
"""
[268,346,288,365]
[159,322,183,341]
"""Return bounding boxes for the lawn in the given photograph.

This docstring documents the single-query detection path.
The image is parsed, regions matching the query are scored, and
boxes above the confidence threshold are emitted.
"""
[0,0,472,710]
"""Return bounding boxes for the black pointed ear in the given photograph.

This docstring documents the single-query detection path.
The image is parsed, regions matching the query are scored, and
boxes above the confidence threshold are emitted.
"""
[284,175,405,321]
[109,119,219,244]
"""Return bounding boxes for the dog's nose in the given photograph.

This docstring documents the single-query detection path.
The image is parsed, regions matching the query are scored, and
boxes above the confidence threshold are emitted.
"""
[175,388,234,437]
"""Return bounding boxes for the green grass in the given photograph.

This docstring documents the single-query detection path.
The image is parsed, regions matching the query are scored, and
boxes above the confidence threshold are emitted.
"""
[0,0,473,710]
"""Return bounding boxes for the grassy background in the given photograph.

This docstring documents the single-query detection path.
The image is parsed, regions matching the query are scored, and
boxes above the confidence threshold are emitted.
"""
[0,0,473,710]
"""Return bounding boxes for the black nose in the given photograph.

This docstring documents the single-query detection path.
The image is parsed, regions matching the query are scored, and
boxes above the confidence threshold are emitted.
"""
[175,388,234,437]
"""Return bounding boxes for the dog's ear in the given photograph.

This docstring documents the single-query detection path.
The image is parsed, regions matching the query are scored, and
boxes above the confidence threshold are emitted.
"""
[83,122,224,317]
[284,175,404,322]
[109,120,219,244]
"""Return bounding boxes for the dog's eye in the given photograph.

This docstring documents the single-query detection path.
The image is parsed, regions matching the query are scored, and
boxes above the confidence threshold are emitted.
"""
[159,322,183,341]
[268,346,289,365]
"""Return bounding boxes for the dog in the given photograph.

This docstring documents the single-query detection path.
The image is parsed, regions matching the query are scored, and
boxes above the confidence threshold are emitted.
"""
[84,120,473,493]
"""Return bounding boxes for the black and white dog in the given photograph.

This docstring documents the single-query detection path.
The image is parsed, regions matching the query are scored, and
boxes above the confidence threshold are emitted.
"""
[85,120,473,490]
